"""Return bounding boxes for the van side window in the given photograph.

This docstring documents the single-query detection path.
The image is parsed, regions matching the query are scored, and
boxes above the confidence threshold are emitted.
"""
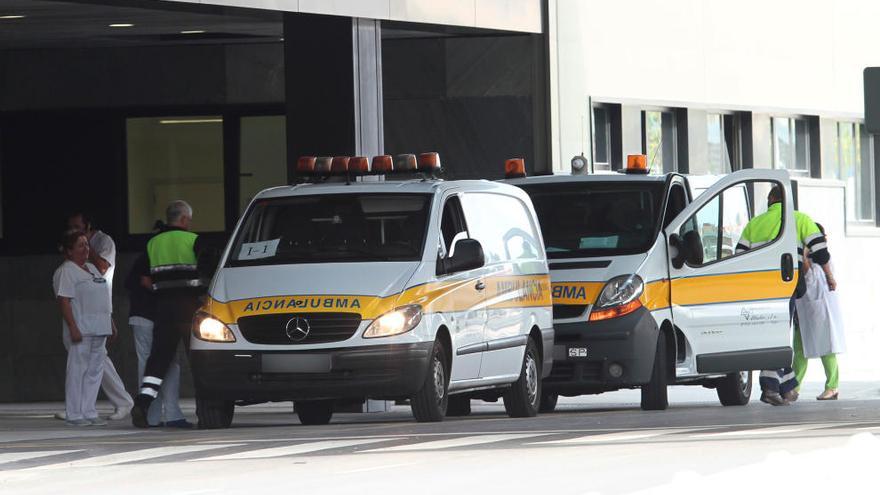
[663,184,687,229]
[439,195,467,258]
[679,182,772,265]
[459,193,541,264]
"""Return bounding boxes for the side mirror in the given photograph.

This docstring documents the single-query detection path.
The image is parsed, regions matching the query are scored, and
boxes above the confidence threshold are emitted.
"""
[669,231,704,268]
[437,238,485,275]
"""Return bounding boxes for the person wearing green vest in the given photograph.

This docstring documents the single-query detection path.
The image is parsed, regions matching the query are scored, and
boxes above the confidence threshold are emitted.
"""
[131,200,206,428]
[735,185,834,406]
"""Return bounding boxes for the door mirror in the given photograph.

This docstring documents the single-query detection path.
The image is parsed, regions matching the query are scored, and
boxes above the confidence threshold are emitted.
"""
[437,238,485,275]
[669,231,704,268]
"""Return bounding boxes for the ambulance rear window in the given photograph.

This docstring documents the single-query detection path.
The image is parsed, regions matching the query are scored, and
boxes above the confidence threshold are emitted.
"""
[228,193,432,266]
[521,182,663,258]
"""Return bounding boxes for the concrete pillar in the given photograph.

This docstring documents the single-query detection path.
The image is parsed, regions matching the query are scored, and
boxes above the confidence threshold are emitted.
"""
[283,14,384,179]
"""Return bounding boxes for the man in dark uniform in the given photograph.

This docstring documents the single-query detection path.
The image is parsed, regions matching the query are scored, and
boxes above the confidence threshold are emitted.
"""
[131,200,206,428]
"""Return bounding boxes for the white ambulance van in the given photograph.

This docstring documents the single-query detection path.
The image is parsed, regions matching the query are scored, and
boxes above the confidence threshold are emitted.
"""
[190,154,553,427]
[504,156,798,411]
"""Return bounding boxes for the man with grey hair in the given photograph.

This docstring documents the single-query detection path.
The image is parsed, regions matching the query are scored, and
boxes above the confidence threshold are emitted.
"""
[131,200,205,428]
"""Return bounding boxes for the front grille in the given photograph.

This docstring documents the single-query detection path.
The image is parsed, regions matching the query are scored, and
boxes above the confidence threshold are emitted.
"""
[546,361,603,382]
[553,304,588,320]
[237,312,361,345]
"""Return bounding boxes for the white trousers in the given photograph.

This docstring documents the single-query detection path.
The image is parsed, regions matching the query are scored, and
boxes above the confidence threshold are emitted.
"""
[132,320,184,425]
[63,332,133,410]
[63,334,107,420]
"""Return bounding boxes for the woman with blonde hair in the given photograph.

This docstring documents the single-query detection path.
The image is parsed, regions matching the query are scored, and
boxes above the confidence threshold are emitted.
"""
[53,229,117,426]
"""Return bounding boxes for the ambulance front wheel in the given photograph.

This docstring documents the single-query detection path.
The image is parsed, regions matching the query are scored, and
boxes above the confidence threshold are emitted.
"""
[196,397,234,429]
[716,371,752,406]
[640,335,669,411]
[411,339,450,422]
[503,337,541,418]
[295,400,334,425]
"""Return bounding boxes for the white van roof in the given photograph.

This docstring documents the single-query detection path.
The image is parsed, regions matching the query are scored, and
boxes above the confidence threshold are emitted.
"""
[252,178,532,201]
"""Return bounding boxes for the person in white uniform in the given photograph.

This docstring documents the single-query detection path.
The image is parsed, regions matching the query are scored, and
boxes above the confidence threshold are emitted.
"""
[53,230,116,426]
[53,212,133,421]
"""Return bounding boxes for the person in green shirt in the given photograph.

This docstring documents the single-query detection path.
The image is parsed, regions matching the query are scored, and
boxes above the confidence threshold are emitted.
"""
[735,185,834,406]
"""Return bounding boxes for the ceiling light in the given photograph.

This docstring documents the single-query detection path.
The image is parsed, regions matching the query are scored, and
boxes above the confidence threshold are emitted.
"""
[0,15,26,19]
[180,30,206,34]
[109,23,134,28]
[159,118,223,125]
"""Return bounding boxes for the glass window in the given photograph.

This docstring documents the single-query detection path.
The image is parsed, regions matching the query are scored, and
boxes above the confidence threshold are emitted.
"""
[228,193,432,266]
[834,122,875,222]
[439,196,468,258]
[593,106,610,168]
[681,195,720,264]
[522,182,664,258]
[707,114,732,175]
[126,116,225,233]
[772,117,809,174]
[645,111,664,174]
[239,116,287,214]
[720,185,750,260]
[459,193,541,264]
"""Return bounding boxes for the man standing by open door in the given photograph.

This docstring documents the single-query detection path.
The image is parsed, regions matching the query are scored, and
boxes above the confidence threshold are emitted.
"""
[736,185,834,406]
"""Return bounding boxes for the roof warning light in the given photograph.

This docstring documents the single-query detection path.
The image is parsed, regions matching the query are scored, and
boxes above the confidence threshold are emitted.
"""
[504,158,526,179]
[625,154,649,174]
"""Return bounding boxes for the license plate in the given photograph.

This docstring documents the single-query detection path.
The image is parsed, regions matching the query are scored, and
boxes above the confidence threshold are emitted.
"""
[567,347,588,359]
[262,354,331,373]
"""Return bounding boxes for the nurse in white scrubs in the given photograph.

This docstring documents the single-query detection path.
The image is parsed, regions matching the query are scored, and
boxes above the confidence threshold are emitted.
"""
[53,230,117,426]
[794,224,846,400]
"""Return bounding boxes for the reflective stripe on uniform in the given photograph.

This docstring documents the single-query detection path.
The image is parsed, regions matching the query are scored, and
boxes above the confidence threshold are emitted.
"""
[152,279,206,291]
[150,263,198,274]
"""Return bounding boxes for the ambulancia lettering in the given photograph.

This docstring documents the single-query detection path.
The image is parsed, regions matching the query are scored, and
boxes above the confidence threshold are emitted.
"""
[242,297,362,313]
[496,279,545,302]
[552,284,587,301]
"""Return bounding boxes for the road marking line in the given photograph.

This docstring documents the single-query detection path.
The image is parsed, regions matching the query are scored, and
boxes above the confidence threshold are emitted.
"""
[30,444,242,469]
[0,450,81,465]
[691,424,839,438]
[529,429,690,445]
[363,433,543,452]
[194,439,392,461]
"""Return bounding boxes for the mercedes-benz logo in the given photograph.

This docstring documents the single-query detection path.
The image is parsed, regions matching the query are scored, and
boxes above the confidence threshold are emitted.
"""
[284,316,310,342]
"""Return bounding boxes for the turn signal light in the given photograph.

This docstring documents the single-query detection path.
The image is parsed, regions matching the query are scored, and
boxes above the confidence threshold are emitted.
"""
[589,299,642,321]
[505,158,526,178]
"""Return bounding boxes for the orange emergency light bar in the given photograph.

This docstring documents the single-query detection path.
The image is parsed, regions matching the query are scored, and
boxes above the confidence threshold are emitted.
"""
[330,156,350,173]
[418,152,441,171]
[349,156,369,174]
[625,154,649,174]
[504,158,526,179]
[372,155,394,173]
[296,156,317,174]
[395,154,418,171]
[314,156,333,174]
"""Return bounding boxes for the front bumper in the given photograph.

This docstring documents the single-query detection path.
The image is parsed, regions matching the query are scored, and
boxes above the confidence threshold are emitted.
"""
[544,307,659,395]
[191,342,434,402]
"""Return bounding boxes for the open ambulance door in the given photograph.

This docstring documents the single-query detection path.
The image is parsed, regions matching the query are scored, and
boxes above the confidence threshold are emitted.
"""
[664,169,798,374]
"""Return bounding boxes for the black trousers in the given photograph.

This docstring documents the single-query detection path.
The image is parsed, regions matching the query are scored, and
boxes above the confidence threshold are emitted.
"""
[139,288,202,399]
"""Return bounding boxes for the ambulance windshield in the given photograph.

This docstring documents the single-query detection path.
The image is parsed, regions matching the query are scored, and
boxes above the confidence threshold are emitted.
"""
[522,182,663,258]
[228,193,432,266]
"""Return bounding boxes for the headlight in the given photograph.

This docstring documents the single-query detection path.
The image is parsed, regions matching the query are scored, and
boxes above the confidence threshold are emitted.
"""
[193,312,237,342]
[363,305,423,338]
[590,275,644,321]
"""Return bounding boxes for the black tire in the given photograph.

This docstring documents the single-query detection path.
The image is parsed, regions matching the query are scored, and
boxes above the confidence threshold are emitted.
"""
[411,340,449,422]
[295,400,334,425]
[503,338,541,418]
[196,397,235,429]
[640,335,669,411]
[446,395,472,417]
[539,392,559,413]
[717,371,752,406]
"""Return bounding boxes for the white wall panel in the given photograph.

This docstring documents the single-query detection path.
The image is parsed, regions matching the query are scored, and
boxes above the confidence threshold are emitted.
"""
[475,0,542,33]
[299,0,390,19]
[388,0,476,28]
